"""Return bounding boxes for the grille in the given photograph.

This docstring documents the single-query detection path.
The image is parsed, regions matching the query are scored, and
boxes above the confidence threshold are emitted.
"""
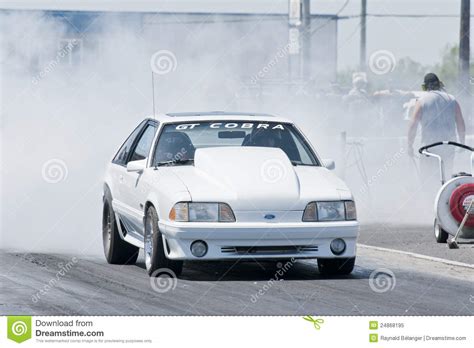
[220,245,318,255]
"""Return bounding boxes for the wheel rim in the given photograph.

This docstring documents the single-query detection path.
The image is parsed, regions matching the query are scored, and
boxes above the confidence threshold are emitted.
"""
[144,211,154,270]
[434,224,440,238]
[103,205,112,255]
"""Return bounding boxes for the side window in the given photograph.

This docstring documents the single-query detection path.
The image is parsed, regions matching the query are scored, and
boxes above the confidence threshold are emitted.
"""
[290,132,312,164]
[130,125,157,162]
[112,121,146,166]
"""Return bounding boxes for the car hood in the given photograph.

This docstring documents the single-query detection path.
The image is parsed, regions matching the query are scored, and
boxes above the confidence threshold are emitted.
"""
[167,146,351,211]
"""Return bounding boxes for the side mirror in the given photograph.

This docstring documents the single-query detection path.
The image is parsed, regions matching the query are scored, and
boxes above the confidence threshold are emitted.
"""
[127,159,146,173]
[322,159,335,170]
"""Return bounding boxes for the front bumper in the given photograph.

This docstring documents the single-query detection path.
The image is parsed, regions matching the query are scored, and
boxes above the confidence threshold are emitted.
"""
[158,220,359,260]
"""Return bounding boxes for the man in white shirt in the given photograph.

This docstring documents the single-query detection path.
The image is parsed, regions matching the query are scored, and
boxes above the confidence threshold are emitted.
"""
[408,73,465,180]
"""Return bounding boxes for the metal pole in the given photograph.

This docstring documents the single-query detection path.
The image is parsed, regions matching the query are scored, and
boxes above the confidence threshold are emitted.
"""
[288,0,301,85]
[288,0,310,85]
[360,0,367,71]
[459,0,471,125]
[301,0,311,80]
[459,0,470,83]
[340,131,347,179]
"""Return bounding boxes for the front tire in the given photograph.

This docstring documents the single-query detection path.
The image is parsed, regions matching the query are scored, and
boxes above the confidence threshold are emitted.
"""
[318,257,355,275]
[144,206,183,277]
[434,219,449,243]
[102,198,139,265]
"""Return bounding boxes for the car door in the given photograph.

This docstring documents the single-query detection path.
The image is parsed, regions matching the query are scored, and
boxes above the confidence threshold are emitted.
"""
[119,121,158,238]
[109,120,146,218]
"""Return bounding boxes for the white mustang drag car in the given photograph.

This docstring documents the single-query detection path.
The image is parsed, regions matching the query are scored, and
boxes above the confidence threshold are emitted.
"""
[103,112,358,277]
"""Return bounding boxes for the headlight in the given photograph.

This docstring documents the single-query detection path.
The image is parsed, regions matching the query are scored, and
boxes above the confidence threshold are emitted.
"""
[344,201,357,220]
[169,202,188,221]
[302,202,318,222]
[169,202,236,222]
[316,201,345,221]
[302,201,356,222]
[189,203,219,222]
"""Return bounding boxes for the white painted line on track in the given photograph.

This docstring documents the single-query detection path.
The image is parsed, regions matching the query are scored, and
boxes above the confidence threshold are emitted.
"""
[358,243,474,270]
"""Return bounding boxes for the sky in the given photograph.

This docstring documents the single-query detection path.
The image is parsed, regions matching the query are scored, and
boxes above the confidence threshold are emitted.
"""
[0,0,471,69]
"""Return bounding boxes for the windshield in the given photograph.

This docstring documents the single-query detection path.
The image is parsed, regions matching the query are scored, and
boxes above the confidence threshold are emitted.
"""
[152,121,319,166]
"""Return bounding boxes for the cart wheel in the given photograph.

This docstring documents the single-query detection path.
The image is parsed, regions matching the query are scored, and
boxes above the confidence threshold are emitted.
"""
[434,219,449,243]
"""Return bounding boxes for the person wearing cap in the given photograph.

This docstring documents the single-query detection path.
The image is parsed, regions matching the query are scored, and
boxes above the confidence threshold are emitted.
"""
[343,72,372,136]
[407,73,465,180]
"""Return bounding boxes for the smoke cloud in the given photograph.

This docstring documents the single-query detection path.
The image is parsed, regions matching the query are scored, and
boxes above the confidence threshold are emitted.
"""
[1,10,465,254]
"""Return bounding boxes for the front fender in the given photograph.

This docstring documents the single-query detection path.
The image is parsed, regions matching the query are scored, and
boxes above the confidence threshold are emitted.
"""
[144,168,192,221]
[145,190,191,222]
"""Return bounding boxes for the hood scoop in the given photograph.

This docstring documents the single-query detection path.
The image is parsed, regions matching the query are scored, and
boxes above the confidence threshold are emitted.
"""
[193,146,300,210]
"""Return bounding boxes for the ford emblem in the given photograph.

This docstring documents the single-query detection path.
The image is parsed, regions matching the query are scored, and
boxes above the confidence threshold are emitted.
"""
[264,214,276,220]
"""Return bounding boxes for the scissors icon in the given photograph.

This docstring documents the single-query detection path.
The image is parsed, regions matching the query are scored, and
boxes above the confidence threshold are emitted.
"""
[303,315,324,330]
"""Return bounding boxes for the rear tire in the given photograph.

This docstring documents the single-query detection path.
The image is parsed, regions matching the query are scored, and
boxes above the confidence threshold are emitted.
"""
[144,206,183,277]
[102,198,139,265]
[318,257,355,275]
[434,219,449,243]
